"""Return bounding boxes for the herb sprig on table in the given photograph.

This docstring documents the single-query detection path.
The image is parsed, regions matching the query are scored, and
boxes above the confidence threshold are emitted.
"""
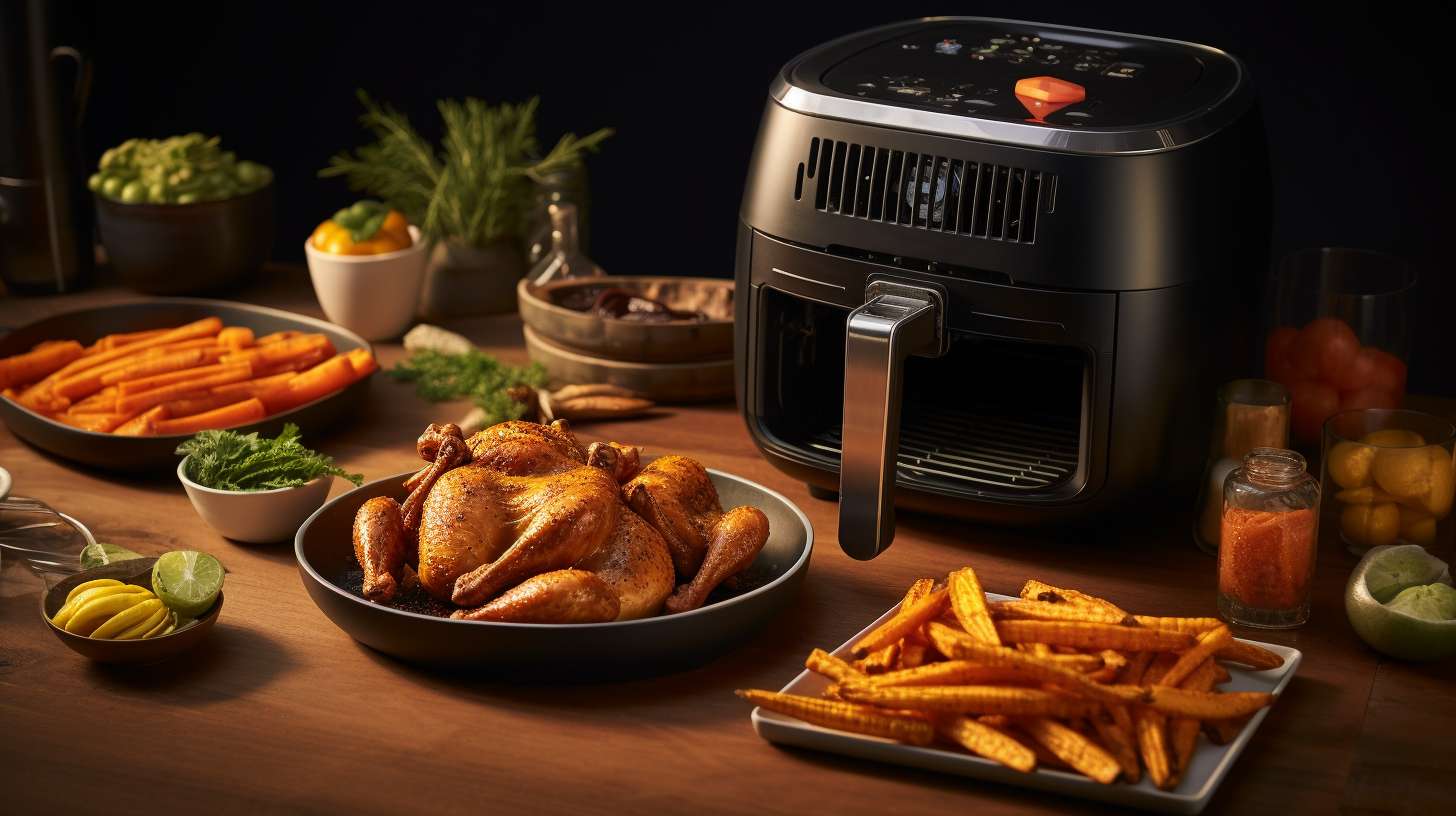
[388,349,547,426]
[177,423,363,492]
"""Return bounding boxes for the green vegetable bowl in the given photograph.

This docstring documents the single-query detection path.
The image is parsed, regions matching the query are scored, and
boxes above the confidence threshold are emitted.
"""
[178,457,336,544]
[96,183,274,295]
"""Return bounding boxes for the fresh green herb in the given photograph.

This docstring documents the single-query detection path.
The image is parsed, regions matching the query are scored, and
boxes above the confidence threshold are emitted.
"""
[388,349,547,425]
[176,423,363,492]
[320,90,612,248]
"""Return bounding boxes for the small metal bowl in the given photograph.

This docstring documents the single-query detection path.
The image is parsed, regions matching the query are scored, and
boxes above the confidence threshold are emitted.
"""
[40,557,223,664]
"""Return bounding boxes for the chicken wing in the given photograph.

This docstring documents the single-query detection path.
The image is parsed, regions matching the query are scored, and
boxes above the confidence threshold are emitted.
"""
[665,505,770,613]
[451,569,619,623]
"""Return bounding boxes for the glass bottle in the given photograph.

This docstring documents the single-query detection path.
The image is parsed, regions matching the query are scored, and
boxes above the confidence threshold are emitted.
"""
[1193,379,1291,553]
[1217,447,1320,628]
[526,166,590,266]
[526,203,604,288]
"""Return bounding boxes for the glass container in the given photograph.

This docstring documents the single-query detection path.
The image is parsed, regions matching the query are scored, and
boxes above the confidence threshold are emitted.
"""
[525,165,590,266]
[1217,448,1320,628]
[1321,408,1455,558]
[1193,379,1291,554]
[1264,247,1416,448]
[526,203,604,288]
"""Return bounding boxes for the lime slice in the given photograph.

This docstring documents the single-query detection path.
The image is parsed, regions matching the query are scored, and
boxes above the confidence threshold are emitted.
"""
[1386,583,1456,620]
[1345,545,1456,661]
[151,551,224,618]
[80,542,145,571]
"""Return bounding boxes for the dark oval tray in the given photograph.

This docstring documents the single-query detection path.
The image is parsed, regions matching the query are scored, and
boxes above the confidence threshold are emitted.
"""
[0,298,373,471]
[296,468,813,678]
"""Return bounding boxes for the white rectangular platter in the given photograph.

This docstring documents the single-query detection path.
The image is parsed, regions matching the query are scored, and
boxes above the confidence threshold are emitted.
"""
[749,592,1301,814]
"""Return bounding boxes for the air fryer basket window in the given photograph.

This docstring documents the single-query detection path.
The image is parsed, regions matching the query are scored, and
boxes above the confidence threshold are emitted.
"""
[756,287,1085,497]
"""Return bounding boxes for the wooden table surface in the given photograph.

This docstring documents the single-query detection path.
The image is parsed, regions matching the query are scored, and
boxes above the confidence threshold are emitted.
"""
[1,267,1451,816]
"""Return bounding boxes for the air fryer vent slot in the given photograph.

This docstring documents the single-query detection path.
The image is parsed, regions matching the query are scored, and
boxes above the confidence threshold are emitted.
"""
[804,139,1049,244]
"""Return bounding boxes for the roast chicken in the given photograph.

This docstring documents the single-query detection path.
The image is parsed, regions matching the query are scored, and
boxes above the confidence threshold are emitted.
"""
[352,420,770,623]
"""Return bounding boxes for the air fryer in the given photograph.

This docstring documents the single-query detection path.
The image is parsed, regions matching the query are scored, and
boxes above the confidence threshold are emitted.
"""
[734,18,1270,559]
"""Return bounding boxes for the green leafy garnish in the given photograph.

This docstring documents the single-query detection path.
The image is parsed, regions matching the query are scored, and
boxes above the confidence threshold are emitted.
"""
[333,199,389,242]
[176,423,364,492]
[388,349,547,425]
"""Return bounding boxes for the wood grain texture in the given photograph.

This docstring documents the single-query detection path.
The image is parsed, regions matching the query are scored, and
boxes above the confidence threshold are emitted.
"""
[1,266,1452,815]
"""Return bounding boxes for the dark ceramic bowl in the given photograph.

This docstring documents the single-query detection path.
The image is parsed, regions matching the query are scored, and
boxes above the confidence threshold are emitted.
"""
[41,557,223,664]
[95,183,274,295]
[296,468,813,677]
[0,298,373,471]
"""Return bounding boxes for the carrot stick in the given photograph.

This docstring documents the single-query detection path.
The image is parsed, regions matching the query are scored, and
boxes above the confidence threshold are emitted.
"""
[221,334,333,369]
[259,355,352,414]
[208,372,296,401]
[115,364,253,415]
[68,386,119,414]
[94,347,214,389]
[161,392,238,418]
[255,348,327,377]
[256,330,302,346]
[54,411,135,433]
[46,317,222,383]
[0,340,85,389]
[115,360,242,396]
[92,328,170,352]
[344,348,378,380]
[151,398,265,435]
[217,327,255,349]
[112,405,169,436]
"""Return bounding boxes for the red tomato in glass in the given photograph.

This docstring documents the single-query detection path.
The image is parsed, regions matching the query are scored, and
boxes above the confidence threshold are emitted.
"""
[1288,379,1341,444]
[1330,346,1378,391]
[1339,387,1399,411]
[1264,326,1300,383]
[1292,318,1360,384]
[1365,349,1408,394]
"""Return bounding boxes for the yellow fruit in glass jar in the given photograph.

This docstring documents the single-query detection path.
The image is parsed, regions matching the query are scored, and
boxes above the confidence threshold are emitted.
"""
[1363,429,1425,447]
[1341,502,1400,548]
[1373,446,1434,501]
[1335,486,1400,505]
[1327,441,1377,489]
[1424,445,1454,518]
[1397,505,1438,546]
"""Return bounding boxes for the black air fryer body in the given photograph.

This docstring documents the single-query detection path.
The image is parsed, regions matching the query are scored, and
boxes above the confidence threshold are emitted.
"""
[734,18,1269,559]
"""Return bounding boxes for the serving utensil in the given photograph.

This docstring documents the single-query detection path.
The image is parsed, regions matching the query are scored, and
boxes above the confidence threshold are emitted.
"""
[0,495,95,580]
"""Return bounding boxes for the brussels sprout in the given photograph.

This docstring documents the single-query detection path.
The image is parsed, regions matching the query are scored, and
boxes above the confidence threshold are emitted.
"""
[176,192,199,204]
[101,176,124,198]
[119,180,146,204]
[87,173,103,192]
[147,182,167,203]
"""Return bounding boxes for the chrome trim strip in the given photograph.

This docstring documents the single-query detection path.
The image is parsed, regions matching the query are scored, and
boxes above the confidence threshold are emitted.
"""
[771,267,847,290]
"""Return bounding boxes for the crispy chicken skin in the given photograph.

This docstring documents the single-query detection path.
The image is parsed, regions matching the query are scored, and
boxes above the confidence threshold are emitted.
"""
[576,507,675,619]
[665,506,769,613]
[451,569,619,623]
[623,455,723,577]
[350,420,768,621]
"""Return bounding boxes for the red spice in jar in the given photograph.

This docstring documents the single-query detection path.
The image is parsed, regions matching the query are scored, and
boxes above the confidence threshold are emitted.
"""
[1218,506,1317,610]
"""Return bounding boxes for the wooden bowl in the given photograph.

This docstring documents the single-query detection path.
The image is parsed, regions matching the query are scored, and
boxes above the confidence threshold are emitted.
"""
[40,557,223,664]
[524,325,734,403]
[516,276,734,363]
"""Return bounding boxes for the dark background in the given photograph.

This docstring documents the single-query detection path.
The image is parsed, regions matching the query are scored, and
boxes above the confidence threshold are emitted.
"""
[36,2,1456,393]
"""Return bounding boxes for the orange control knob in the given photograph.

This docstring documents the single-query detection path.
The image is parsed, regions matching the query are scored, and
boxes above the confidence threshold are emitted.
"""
[1014,76,1086,121]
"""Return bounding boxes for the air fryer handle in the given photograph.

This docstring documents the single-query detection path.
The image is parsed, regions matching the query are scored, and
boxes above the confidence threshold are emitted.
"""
[838,281,944,560]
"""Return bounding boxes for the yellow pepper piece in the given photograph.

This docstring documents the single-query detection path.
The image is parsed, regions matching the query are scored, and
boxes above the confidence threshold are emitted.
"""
[309,209,413,256]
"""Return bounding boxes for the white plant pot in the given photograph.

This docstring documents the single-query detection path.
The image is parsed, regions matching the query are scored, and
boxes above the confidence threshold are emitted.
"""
[304,225,427,341]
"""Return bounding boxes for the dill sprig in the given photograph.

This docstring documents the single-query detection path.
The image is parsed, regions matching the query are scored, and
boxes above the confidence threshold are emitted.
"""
[176,423,363,492]
[320,91,612,247]
[387,349,547,425]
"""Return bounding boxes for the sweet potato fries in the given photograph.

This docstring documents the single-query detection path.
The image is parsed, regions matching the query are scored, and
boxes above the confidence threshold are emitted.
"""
[0,317,376,436]
[738,567,1283,790]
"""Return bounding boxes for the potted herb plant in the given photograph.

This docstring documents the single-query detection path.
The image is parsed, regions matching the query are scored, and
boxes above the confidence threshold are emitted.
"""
[321,92,611,316]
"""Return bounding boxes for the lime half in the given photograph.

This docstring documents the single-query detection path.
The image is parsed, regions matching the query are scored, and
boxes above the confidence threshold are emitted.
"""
[80,542,145,571]
[151,551,224,618]
[1345,545,1456,661]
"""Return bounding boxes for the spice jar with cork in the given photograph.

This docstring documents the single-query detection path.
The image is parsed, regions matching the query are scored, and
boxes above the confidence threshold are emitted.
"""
[1193,379,1291,553]
[1217,447,1320,628]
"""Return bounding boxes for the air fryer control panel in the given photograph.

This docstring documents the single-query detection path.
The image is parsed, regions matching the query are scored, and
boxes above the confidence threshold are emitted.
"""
[815,20,1227,128]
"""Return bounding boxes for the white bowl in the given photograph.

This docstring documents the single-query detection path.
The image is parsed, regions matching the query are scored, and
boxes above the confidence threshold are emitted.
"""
[304,225,426,341]
[178,457,334,544]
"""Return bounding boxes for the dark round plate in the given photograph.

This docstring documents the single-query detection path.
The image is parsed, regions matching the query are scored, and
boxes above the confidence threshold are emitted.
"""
[0,298,373,471]
[41,557,223,664]
[296,468,813,677]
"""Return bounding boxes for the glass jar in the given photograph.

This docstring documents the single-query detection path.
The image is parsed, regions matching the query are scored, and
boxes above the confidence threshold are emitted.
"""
[525,166,590,266]
[1264,247,1416,448]
[1321,408,1455,558]
[1217,447,1320,628]
[526,203,604,288]
[1193,379,1291,554]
